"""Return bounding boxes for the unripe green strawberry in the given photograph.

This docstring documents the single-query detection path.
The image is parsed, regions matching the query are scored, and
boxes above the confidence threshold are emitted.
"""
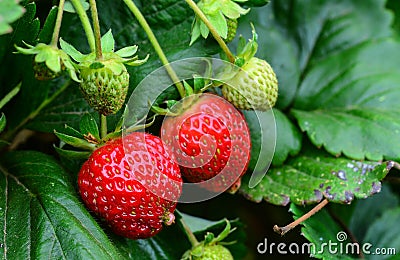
[225,18,238,43]
[79,53,129,115]
[199,245,233,260]
[222,57,278,111]
[187,244,233,260]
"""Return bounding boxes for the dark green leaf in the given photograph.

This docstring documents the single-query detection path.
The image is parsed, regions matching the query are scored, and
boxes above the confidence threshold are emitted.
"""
[348,184,399,241]
[362,208,400,260]
[79,113,100,140]
[290,203,355,259]
[240,149,394,205]
[0,0,25,35]
[0,151,121,259]
[37,6,58,44]
[243,109,275,174]
[272,109,302,166]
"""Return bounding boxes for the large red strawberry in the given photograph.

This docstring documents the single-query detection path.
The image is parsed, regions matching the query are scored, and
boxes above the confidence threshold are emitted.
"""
[161,93,251,193]
[78,132,182,239]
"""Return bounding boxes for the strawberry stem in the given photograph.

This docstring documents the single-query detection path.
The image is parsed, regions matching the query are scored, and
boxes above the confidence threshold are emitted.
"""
[122,0,186,98]
[273,199,329,236]
[50,0,66,47]
[88,0,103,60]
[100,115,107,139]
[179,216,200,247]
[70,0,95,52]
[185,0,235,63]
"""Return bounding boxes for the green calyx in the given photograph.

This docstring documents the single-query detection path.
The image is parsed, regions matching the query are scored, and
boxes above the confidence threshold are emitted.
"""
[182,220,235,260]
[14,42,79,81]
[190,0,249,45]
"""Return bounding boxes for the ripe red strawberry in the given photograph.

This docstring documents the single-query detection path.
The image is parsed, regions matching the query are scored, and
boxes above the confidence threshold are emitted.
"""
[161,93,251,193]
[78,132,182,239]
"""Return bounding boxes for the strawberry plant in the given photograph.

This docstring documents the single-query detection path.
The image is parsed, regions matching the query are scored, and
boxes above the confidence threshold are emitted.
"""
[0,0,400,259]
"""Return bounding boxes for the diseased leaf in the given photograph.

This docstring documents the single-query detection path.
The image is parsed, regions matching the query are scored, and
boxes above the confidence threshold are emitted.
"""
[0,151,121,259]
[240,148,394,206]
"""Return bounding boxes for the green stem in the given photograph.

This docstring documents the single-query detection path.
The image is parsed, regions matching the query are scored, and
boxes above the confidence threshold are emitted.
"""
[70,0,95,52]
[88,0,102,59]
[179,217,199,247]
[100,115,107,139]
[122,0,186,98]
[50,0,66,47]
[185,0,235,63]
[3,81,72,141]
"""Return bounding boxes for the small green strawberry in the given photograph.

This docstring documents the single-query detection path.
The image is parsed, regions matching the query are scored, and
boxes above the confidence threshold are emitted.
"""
[222,56,278,110]
[225,18,238,43]
[182,220,235,260]
[190,244,233,260]
[61,30,148,115]
[219,26,278,111]
[15,42,78,81]
[78,53,130,115]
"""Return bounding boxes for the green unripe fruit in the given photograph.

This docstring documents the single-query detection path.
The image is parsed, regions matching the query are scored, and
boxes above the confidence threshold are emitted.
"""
[222,57,278,111]
[226,18,238,43]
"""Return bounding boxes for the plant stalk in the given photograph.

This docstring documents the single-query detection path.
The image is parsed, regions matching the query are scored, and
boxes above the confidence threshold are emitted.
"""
[122,0,186,98]
[70,0,96,52]
[185,0,235,63]
[88,0,103,59]
[273,199,329,236]
[100,114,107,139]
[50,0,66,47]
[179,217,199,247]
[3,81,72,141]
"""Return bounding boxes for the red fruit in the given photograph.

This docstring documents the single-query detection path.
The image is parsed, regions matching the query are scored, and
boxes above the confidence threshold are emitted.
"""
[78,132,182,239]
[161,93,251,193]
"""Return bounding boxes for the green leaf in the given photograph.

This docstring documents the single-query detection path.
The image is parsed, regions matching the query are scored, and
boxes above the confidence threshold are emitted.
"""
[37,6,58,44]
[272,109,302,166]
[79,113,100,140]
[240,148,394,206]
[239,1,400,161]
[101,29,114,53]
[361,208,400,260]
[0,151,121,259]
[0,0,25,35]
